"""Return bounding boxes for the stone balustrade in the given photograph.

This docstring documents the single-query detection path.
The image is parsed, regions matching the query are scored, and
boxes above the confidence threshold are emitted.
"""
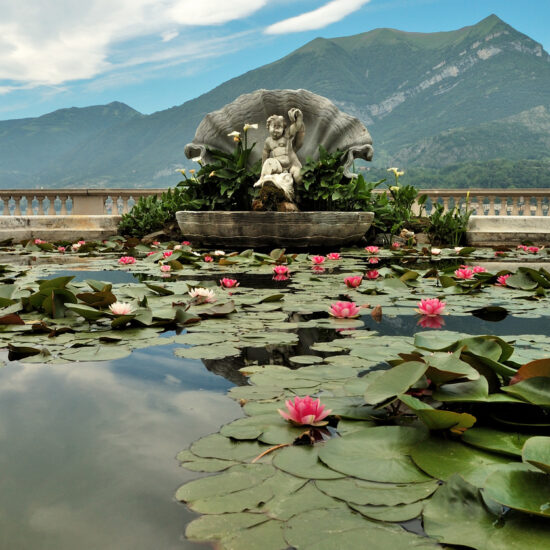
[406,188,550,217]
[0,189,165,216]
[0,187,548,217]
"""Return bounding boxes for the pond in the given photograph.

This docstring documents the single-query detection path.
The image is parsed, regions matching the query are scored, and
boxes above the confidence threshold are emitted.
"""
[1,240,550,549]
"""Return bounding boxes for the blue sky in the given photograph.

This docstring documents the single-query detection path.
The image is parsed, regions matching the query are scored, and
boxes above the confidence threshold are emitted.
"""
[1,0,548,120]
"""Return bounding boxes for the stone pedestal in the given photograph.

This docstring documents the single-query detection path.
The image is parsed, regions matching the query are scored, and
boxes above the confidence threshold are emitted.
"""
[176,211,374,248]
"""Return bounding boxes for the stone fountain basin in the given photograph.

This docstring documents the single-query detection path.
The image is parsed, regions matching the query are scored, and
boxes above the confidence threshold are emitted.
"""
[176,211,374,248]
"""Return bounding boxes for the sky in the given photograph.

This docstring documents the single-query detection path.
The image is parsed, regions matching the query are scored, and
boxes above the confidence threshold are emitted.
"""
[0,0,548,120]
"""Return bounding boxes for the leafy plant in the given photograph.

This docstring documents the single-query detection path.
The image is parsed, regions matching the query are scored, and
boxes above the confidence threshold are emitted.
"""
[299,146,384,211]
[177,128,261,211]
[428,197,473,246]
[118,187,189,237]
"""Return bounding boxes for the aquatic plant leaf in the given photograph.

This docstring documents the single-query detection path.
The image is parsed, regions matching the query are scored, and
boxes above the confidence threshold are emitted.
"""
[220,413,305,444]
[38,276,75,290]
[425,350,480,383]
[502,377,550,406]
[350,501,423,522]
[273,445,344,480]
[65,303,106,321]
[507,269,540,291]
[522,436,550,473]
[199,301,236,317]
[462,427,531,457]
[315,478,438,506]
[185,512,267,544]
[484,469,550,517]
[289,355,324,365]
[424,474,550,550]
[411,438,511,486]
[414,330,467,351]
[510,358,550,384]
[398,394,476,433]
[176,449,238,472]
[319,426,430,483]
[190,433,267,462]
[174,343,241,360]
[259,479,344,521]
[176,463,276,514]
[363,361,427,405]
[284,508,439,550]
[59,344,132,361]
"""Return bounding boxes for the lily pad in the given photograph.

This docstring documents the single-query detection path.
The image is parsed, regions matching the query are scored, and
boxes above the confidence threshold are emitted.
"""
[272,445,344,480]
[462,427,531,457]
[318,426,431,483]
[484,469,550,518]
[522,436,550,473]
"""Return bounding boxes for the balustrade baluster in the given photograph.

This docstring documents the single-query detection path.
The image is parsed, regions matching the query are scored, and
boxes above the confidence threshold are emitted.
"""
[13,196,22,216]
[441,197,450,213]
[58,196,67,215]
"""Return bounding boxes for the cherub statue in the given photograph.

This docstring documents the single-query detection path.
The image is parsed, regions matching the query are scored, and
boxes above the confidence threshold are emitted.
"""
[253,108,305,210]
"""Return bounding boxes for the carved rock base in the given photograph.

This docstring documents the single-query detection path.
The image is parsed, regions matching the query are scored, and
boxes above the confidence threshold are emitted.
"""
[176,211,374,248]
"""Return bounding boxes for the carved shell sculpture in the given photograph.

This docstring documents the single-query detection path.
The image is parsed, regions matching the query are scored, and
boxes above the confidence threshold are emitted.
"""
[184,89,374,178]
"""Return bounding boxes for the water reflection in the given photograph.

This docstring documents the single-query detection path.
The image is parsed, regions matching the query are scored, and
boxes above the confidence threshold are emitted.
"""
[0,348,241,550]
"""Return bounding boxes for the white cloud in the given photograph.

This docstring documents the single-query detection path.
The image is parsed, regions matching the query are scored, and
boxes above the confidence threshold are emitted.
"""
[0,0,268,87]
[265,0,371,35]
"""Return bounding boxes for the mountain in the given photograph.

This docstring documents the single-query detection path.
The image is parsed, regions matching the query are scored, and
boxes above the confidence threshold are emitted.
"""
[1,14,549,189]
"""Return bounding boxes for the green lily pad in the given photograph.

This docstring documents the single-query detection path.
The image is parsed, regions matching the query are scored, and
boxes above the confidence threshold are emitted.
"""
[318,426,431,483]
[522,436,550,473]
[462,428,531,457]
[272,445,344,480]
[315,477,439,506]
[502,376,550,406]
[175,463,275,514]
[484,469,550,517]
[174,343,241,360]
[411,437,512,486]
[189,433,267,462]
[424,474,550,550]
[350,500,423,522]
[363,361,427,405]
[220,414,307,445]
[284,508,439,550]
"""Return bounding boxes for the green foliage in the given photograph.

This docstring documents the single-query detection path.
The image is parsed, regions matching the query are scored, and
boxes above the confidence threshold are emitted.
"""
[299,146,384,211]
[427,201,472,246]
[118,187,189,237]
[176,131,261,211]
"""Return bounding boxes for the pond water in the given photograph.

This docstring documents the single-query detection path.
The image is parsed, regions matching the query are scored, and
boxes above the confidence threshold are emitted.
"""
[2,251,550,549]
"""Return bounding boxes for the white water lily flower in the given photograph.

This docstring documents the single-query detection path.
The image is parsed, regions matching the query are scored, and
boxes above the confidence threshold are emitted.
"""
[243,123,258,131]
[227,131,241,138]
[188,287,217,303]
[109,301,134,315]
[213,250,225,256]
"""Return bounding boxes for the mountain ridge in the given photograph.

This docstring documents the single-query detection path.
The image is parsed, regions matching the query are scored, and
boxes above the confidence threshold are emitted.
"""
[1,14,549,188]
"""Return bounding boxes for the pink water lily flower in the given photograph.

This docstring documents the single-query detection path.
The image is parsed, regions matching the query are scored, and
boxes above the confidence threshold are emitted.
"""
[495,251,506,257]
[344,276,363,288]
[71,243,81,251]
[147,251,156,256]
[57,246,66,253]
[78,240,86,245]
[455,267,473,279]
[182,241,191,246]
[311,255,325,265]
[472,266,487,273]
[278,395,332,426]
[365,246,379,254]
[431,248,441,255]
[329,301,361,318]
[204,256,213,262]
[273,265,289,275]
[496,274,511,286]
[417,298,446,316]
[163,250,173,258]
[220,278,239,288]
[109,301,134,315]
[417,315,445,329]
[365,270,379,280]
[327,252,340,260]
[118,256,136,265]
[34,238,46,244]
[368,257,380,264]
[160,264,171,272]
[528,246,540,253]
[391,242,401,250]
[152,241,160,246]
